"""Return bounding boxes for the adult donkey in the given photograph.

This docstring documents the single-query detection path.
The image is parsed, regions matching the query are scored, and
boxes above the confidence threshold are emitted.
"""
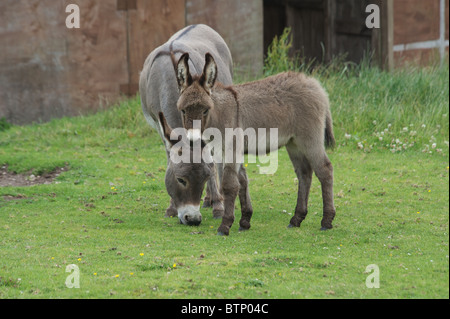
[170,52,336,236]
[139,25,233,226]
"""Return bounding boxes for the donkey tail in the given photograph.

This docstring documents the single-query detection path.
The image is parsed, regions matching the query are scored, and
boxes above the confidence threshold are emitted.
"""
[325,109,336,149]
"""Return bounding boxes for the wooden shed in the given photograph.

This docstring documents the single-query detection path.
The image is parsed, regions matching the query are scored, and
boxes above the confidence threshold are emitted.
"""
[264,0,448,69]
[0,0,448,125]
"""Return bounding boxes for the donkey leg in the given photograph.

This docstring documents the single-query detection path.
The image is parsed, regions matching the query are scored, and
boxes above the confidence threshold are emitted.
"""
[163,156,178,218]
[310,151,336,230]
[164,198,178,218]
[202,180,212,208]
[286,148,313,228]
[203,164,224,218]
[209,163,224,219]
[217,164,240,236]
[237,164,253,231]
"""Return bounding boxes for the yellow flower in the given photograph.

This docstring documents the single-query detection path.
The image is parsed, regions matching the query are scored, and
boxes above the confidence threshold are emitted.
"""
[77,258,82,261]
[94,273,97,276]
[244,163,248,167]
[129,272,134,276]
[115,274,120,278]
[139,253,144,256]
[417,211,420,214]
[51,257,54,260]
[173,263,177,268]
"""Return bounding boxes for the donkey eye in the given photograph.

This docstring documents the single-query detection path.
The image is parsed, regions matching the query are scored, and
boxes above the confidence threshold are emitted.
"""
[203,109,209,116]
[181,110,186,115]
[177,178,187,186]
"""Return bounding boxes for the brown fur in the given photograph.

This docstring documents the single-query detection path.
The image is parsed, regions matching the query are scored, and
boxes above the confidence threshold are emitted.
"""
[176,53,336,235]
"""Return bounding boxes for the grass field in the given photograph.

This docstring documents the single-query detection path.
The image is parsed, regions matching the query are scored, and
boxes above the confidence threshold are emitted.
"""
[0,54,448,298]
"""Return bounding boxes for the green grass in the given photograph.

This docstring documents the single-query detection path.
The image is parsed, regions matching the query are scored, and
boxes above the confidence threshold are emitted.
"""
[262,28,449,154]
[0,45,448,298]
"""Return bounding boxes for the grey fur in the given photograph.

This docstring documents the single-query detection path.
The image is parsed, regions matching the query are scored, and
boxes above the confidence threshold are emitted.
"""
[139,25,233,225]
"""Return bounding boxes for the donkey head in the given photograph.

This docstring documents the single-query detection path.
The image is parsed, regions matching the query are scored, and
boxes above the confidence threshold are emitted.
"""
[158,112,213,226]
[175,52,217,139]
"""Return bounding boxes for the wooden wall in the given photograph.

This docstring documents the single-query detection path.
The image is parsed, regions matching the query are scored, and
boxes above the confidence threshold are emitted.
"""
[263,0,375,65]
[123,0,186,95]
[263,0,448,68]
[186,0,263,78]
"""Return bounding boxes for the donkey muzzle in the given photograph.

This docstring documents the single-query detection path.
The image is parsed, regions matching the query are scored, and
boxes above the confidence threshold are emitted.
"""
[178,205,202,226]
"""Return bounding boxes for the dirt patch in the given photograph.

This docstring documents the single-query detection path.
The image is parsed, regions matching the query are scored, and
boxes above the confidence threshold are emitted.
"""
[2,194,28,201]
[0,165,67,187]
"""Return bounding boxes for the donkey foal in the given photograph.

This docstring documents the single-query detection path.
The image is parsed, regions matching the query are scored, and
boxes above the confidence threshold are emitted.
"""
[175,53,336,235]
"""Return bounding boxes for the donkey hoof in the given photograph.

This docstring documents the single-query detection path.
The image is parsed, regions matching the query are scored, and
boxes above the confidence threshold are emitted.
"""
[320,226,332,231]
[202,199,212,208]
[212,209,224,219]
[217,225,230,236]
[164,209,177,218]
[212,203,224,219]
[239,220,251,231]
[287,223,300,228]
[217,231,227,236]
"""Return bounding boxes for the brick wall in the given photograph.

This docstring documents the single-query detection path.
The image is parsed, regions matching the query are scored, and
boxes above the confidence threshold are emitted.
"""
[393,0,449,65]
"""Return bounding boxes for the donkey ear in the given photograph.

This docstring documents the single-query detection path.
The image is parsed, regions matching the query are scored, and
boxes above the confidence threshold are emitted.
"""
[176,53,193,93]
[200,53,217,94]
[158,112,174,148]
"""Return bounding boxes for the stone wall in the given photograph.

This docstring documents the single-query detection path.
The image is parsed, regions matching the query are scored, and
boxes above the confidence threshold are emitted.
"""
[0,0,263,125]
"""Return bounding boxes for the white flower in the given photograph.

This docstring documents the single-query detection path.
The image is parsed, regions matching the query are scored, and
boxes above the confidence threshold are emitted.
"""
[345,133,351,139]
[432,143,437,149]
